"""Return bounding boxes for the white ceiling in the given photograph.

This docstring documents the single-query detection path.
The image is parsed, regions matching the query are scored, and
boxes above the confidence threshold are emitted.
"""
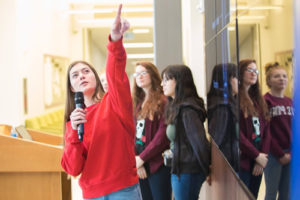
[67,0,283,71]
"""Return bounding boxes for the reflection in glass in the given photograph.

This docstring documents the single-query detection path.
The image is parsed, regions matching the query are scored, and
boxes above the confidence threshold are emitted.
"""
[238,59,270,199]
[207,63,239,172]
[264,63,292,200]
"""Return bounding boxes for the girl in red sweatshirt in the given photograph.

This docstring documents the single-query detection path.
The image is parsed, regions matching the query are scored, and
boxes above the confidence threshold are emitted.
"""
[264,62,292,200]
[61,5,141,200]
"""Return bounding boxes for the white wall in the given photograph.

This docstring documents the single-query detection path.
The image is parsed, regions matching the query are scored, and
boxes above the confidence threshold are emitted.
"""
[0,0,83,126]
[181,0,206,100]
[90,39,107,73]
[0,0,22,126]
[239,31,254,61]
[259,0,293,93]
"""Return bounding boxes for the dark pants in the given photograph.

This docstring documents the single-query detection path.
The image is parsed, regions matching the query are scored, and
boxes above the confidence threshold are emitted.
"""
[139,165,172,200]
[239,169,262,199]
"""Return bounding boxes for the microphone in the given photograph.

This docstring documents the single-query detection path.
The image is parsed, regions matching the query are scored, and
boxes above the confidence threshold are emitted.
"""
[74,92,85,142]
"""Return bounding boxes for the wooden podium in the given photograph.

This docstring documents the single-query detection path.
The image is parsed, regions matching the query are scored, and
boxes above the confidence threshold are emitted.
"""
[0,129,71,200]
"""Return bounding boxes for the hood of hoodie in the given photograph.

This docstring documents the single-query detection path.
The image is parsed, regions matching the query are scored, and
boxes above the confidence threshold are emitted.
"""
[177,97,206,123]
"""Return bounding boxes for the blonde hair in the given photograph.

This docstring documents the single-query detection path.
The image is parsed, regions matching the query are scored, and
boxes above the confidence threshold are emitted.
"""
[265,62,286,88]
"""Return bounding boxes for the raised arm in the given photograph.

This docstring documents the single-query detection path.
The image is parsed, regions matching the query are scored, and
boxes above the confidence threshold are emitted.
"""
[110,4,130,42]
[106,5,133,127]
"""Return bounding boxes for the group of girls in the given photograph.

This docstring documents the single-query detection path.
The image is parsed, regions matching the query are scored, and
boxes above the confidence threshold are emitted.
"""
[208,60,291,200]
[60,4,291,200]
[61,4,210,200]
[237,59,291,200]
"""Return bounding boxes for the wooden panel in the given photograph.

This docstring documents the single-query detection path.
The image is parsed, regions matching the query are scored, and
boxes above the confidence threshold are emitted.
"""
[210,141,255,200]
[0,135,63,172]
[28,129,63,146]
[0,172,62,200]
[0,124,12,135]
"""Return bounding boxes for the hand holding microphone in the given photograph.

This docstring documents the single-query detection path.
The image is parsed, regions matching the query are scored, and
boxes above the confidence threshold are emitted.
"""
[70,92,86,141]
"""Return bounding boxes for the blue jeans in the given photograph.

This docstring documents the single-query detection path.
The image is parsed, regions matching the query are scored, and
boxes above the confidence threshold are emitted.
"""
[264,153,290,200]
[84,184,142,200]
[139,165,171,200]
[171,173,206,200]
[239,169,262,199]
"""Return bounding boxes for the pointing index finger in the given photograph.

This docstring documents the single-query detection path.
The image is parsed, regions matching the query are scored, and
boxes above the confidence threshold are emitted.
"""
[116,4,122,19]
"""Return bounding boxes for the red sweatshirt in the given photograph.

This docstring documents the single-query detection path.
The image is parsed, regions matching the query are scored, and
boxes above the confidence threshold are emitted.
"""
[264,92,293,158]
[61,37,138,199]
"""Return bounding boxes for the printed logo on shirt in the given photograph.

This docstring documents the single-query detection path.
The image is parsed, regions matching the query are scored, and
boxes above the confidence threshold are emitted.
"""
[135,119,146,154]
[270,106,294,117]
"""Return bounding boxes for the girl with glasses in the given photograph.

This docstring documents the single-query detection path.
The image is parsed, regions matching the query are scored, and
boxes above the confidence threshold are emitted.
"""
[132,62,172,200]
[239,59,271,199]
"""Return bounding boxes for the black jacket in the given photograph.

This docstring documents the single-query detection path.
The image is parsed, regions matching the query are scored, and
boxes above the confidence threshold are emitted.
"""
[207,100,240,172]
[171,98,211,176]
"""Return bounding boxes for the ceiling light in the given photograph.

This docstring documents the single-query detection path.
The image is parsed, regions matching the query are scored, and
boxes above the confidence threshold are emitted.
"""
[238,16,266,20]
[67,9,113,14]
[124,43,153,48]
[231,5,282,12]
[237,5,282,10]
[78,18,153,27]
[228,26,235,31]
[132,29,150,34]
[67,7,153,15]
[127,54,154,59]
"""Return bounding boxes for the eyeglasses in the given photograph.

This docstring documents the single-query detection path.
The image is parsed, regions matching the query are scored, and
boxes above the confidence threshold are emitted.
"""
[246,68,259,75]
[133,71,148,78]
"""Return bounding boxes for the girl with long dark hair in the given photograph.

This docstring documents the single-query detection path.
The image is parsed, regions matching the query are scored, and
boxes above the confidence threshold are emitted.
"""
[207,63,239,172]
[161,64,210,200]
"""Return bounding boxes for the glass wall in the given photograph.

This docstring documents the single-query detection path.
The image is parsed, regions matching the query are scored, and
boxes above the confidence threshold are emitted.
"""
[205,0,293,199]
[205,0,239,172]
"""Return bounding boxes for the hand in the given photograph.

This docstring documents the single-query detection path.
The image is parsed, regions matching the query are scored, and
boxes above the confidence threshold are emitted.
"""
[137,166,147,179]
[255,153,268,168]
[135,156,145,169]
[252,163,264,176]
[70,108,87,130]
[206,165,212,185]
[279,153,291,165]
[110,4,130,42]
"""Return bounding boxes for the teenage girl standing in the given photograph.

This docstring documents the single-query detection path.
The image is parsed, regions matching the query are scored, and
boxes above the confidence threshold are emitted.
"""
[264,62,292,200]
[239,59,271,199]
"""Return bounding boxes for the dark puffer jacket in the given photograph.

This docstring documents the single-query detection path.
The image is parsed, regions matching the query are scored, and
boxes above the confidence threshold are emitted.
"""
[208,102,240,172]
[171,98,211,177]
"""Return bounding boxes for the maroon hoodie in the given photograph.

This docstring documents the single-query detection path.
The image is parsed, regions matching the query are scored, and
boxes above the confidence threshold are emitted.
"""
[264,92,293,158]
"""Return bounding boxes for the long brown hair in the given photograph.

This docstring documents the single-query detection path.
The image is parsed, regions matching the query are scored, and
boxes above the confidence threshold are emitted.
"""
[132,62,164,119]
[239,59,268,119]
[63,61,105,133]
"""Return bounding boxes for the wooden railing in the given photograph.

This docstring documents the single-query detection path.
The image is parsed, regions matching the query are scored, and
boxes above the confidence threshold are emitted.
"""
[205,140,255,200]
[0,129,70,200]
